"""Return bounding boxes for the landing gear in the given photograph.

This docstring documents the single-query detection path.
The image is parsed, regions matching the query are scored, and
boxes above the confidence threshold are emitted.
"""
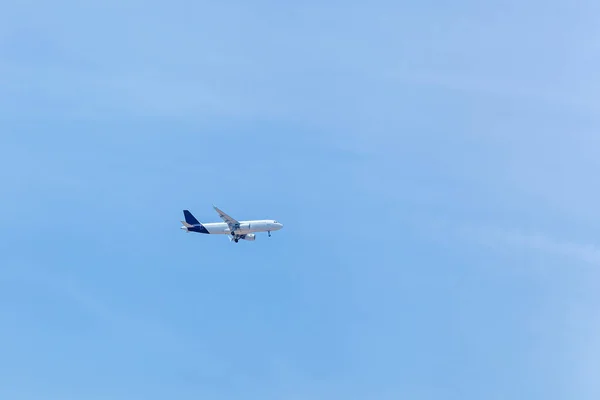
[234,238,239,243]
[268,231,271,237]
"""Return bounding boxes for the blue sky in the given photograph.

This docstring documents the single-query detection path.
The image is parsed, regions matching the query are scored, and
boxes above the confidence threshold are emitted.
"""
[2,1,600,399]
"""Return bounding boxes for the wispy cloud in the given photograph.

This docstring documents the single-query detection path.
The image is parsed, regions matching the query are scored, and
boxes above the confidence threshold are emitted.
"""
[0,261,184,348]
[459,225,600,267]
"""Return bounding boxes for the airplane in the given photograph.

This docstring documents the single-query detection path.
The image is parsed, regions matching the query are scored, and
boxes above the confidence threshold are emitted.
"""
[180,205,284,243]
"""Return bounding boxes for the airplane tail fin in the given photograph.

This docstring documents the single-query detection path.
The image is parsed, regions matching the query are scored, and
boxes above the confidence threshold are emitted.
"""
[183,210,201,225]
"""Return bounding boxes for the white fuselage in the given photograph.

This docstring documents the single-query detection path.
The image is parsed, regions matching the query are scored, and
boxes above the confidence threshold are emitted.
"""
[202,220,283,235]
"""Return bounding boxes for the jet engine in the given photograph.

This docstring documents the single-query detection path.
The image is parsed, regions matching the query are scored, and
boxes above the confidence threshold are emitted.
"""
[241,233,256,241]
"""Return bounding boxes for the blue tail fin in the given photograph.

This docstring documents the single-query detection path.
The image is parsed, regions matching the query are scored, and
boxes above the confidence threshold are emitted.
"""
[183,210,200,225]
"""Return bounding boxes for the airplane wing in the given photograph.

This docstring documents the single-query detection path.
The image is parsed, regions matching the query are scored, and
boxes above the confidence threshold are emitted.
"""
[213,205,240,232]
